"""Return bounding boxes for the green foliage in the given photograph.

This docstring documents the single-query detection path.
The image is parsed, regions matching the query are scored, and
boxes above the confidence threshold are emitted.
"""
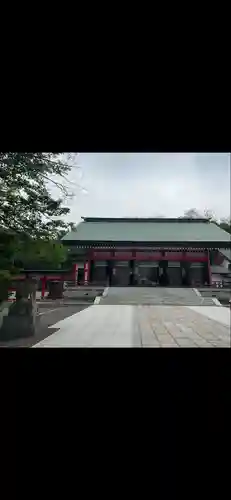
[181,209,231,234]
[0,230,20,272]
[0,230,19,302]
[0,153,79,293]
[219,219,231,234]
[0,153,73,238]
[181,208,203,219]
[57,222,78,241]
[182,208,217,221]
[15,239,68,270]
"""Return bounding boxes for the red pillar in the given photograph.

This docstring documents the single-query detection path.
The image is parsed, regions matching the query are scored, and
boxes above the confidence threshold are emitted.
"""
[41,276,46,299]
[207,250,212,285]
[84,261,90,285]
[73,263,78,286]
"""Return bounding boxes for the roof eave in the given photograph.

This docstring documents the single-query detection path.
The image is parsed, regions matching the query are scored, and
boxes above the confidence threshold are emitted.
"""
[62,239,231,248]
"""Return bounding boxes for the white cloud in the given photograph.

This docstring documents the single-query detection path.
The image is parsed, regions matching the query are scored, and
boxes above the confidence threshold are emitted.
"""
[52,153,231,222]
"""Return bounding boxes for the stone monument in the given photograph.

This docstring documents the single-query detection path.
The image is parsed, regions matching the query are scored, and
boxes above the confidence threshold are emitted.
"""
[0,277,39,340]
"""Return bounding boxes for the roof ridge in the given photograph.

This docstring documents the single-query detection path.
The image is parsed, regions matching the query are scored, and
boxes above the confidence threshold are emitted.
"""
[81,217,210,223]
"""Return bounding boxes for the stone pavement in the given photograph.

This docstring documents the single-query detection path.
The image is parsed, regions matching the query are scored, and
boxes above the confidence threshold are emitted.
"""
[136,306,230,347]
[34,304,230,348]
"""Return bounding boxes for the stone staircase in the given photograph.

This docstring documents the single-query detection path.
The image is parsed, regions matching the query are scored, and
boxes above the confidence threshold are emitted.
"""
[100,287,217,306]
[200,297,220,306]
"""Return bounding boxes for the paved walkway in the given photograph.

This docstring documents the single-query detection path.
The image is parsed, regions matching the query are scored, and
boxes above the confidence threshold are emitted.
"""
[34,305,139,347]
[136,305,230,347]
[34,304,230,348]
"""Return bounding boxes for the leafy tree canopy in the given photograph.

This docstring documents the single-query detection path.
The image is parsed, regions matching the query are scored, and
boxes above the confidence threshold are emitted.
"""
[14,239,68,270]
[0,152,77,238]
[219,218,231,235]
[180,208,231,234]
[0,153,80,285]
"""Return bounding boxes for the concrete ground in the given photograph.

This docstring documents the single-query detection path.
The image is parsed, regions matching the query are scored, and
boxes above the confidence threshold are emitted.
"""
[34,303,230,348]
[2,287,230,348]
[0,305,89,347]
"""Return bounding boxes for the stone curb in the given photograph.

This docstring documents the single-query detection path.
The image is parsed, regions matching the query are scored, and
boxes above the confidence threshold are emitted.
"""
[37,301,93,306]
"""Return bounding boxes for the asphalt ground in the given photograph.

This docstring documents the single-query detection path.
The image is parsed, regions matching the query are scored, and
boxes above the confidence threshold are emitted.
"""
[0,304,89,348]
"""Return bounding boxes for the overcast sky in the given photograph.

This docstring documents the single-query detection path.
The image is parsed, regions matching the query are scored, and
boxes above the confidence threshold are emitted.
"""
[57,153,230,223]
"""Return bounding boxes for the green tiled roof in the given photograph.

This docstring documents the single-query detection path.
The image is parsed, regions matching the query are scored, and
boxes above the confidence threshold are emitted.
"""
[62,218,231,244]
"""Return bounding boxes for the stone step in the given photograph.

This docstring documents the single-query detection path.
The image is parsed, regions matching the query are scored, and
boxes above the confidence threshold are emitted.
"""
[99,287,217,306]
[100,297,216,306]
[101,301,217,306]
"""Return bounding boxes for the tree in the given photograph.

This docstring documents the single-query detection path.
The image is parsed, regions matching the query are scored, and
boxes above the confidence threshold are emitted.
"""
[181,208,217,221]
[181,208,203,219]
[57,222,79,241]
[219,217,231,235]
[0,229,20,302]
[203,209,217,221]
[14,239,68,270]
[180,208,231,235]
[0,153,82,299]
[0,153,79,238]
